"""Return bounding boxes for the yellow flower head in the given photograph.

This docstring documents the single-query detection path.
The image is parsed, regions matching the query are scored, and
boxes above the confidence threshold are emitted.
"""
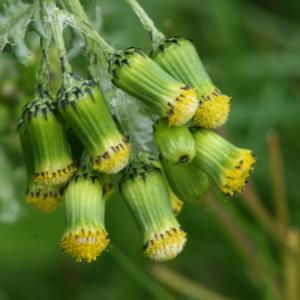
[60,172,110,262]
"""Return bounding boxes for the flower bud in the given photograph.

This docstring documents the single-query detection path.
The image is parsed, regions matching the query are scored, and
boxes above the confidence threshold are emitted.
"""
[193,129,256,196]
[18,118,64,212]
[153,119,196,164]
[21,96,75,185]
[60,172,110,262]
[110,48,198,126]
[58,80,130,174]
[151,38,230,129]
[162,158,209,203]
[120,160,186,261]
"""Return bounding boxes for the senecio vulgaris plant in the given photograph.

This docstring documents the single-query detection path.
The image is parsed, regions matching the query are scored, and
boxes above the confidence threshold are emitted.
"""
[2,0,256,263]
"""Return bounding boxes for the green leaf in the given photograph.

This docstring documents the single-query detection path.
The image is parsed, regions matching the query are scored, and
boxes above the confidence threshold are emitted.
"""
[0,1,33,64]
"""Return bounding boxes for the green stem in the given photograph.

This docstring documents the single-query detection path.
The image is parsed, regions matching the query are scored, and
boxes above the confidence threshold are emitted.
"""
[124,0,165,47]
[150,265,231,300]
[42,0,73,86]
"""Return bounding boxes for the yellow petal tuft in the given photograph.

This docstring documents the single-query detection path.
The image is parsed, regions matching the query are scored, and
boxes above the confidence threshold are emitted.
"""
[193,89,230,129]
[170,194,184,216]
[33,163,76,185]
[143,227,187,262]
[221,150,256,196]
[26,186,63,213]
[60,228,110,263]
[92,140,131,174]
[167,88,198,126]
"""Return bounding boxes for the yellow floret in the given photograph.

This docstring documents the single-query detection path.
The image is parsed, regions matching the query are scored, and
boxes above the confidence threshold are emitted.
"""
[170,194,184,216]
[26,185,63,213]
[92,140,131,174]
[167,88,198,126]
[193,89,231,129]
[33,163,76,185]
[143,227,187,262]
[60,228,110,263]
[221,150,256,196]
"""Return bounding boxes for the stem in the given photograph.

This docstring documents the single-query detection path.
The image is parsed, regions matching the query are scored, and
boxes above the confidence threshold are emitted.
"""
[124,0,165,47]
[109,246,175,300]
[283,230,300,300]
[150,265,231,300]
[267,131,289,236]
[36,27,51,94]
[42,0,73,86]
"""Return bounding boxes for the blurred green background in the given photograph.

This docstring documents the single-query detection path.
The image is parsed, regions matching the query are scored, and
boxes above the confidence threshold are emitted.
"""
[1,0,300,299]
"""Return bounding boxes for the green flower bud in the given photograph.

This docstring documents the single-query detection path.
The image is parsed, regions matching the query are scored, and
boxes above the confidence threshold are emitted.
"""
[162,159,209,203]
[120,160,186,262]
[153,119,196,164]
[21,96,75,185]
[58,80,130,174]
[151,38,231,129]
[138,152,184,215]
[18,119,64,213]
[110,48,198,126]
[192,129,256,196]
[60,172,110,263]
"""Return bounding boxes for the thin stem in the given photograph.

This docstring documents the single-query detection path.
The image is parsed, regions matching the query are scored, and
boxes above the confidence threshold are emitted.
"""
[283,230,300,300]
[150,265,231,300]
[62,0,89,23]
[36,27,51,94]
[109,246,175,300]
[124,0,165,47]
[42,0,73,86]
[267,131,289,236]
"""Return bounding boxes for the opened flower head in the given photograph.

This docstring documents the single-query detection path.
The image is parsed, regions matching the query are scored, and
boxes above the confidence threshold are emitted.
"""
[151,37,230,129]
[60,172,110,262]
[193,129,256,196]
[120,159,187,261]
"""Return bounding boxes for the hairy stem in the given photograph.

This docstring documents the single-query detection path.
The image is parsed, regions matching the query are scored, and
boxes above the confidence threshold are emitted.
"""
[124,0,165,47]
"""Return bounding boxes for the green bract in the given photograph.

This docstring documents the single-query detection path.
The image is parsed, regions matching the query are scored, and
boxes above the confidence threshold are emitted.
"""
[162,158,209,203]
[110,48,198,126]
[57,80,130,174]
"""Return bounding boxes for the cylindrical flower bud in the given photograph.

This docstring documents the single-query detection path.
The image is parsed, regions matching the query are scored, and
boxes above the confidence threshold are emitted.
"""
[21,97,75,185]
[162,158,209,203]
[193,129,256,196]
[26,181,64,213]
[110,48,198,126]
[153,119,196,164]
[18,118,64,213]
[60,172,110,262]
[139,152,184,215]
[57,80,130,174]
[120,161,186,262]
[151,38,230,129]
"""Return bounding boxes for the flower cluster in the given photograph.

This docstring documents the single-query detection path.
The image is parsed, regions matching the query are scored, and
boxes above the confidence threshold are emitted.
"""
[18,0,256,263]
